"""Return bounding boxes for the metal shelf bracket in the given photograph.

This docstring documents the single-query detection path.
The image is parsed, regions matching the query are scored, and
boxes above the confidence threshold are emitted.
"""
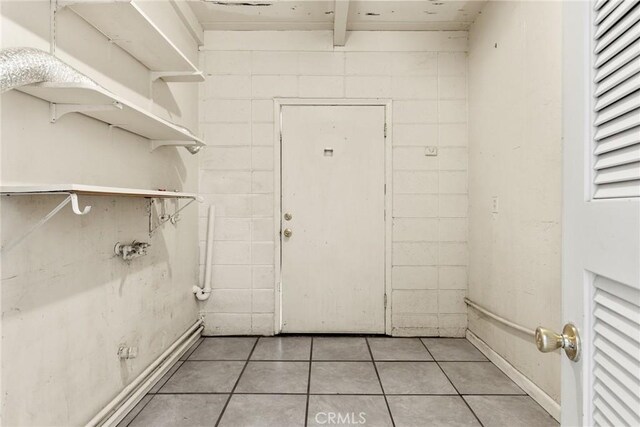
[69,193,92,215]
[1,193,92,253]
[50,101,123,123]
[150,140,203,154]
[148,197,197,235]
[150,71,204,82]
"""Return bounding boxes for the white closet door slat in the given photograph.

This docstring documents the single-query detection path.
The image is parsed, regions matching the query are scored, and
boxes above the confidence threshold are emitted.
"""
[594,352,640,396]
[594,19,640,68]
[595,40,640,82]
[594,162,640,184]
[594,179,640,198]
[594,368,640,423]
[594,286,640,324]
[594,109,640,140]
[592,276,640,426]
[594,336,640,382]
[593,393,627,427]
[594,97,640,126]
[594,142,640,170]
[596,0,623,24]
[596,0,638,38]
[593,1,640,199]
[595,126,640,154]
[594,75,640,111]
[595,3,640,53]
[595,56,640,95]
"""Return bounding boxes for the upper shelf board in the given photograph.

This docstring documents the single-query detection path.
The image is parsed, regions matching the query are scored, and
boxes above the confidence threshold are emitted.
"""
[63,0,204,82]
[1,184,203,201]
[18,82,205,148]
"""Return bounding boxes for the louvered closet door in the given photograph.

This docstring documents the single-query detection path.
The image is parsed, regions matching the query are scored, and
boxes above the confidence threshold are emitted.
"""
[593,0,640,198]
[563,1,640,426]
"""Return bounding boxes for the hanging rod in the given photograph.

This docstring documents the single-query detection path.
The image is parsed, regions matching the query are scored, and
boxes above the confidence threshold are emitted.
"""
[464,297,535,337]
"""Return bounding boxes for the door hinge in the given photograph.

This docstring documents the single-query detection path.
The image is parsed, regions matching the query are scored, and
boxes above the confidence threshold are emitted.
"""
[384,293,388,308]
[384,123,387,138]
[279,132,282,143]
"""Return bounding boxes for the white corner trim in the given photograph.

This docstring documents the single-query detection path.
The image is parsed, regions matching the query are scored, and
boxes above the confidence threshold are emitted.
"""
[466,329,561,422]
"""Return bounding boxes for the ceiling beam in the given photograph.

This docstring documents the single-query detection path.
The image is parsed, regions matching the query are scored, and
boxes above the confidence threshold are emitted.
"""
[170,0,204,46]
[333,0,349,47]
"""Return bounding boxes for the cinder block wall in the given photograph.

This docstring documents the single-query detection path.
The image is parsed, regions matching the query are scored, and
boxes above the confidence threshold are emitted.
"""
[198,31,469,337]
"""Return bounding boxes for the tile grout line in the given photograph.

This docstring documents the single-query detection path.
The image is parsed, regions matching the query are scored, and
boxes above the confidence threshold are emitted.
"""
[123,338,207,427]
[304,337,314,427]
[120,395,155,427]
[151,391,529,396]
[148,339,205,394]
[174,359,497,363]
[365,337,396,427]
[418,339,485,427]
[214,337,260,427]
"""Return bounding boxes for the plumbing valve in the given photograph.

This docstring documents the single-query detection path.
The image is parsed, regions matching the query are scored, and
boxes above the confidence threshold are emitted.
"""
[114,241,150,261]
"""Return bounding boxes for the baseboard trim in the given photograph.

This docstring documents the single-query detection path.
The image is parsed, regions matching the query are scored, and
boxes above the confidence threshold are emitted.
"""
[95,320,203,427]
[466,329,561,422]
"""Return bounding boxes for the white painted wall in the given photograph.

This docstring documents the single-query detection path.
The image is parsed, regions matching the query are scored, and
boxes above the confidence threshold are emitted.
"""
[198,31,469,337]
[1,2,201,425]
[467,1,562,402]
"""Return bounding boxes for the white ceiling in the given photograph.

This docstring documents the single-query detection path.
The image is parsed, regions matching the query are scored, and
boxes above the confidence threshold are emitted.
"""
[188,0,487,31]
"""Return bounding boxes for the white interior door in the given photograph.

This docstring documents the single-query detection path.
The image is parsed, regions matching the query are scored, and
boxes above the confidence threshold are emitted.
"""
[279,104,386,333]
[562,1,640,425]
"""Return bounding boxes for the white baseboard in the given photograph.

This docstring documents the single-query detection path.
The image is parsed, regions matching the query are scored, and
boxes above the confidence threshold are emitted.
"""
[466,330,561,422]
[101,325,203,426]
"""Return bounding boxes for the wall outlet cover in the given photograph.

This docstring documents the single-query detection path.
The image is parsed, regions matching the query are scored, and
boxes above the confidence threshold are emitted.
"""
[492,196,499,213]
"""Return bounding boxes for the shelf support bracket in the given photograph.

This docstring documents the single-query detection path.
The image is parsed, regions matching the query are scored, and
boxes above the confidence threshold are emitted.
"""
[1,193,92,253]
[50,101,123,123]
[150,140,203,154]
[69,193,92,215]
[148,197,198,235]
[150,71,205,82]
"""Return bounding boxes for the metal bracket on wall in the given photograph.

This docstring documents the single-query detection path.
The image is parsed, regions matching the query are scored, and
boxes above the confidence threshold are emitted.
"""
[0,193,91,253]
[147,197,197,235]
[150,71,205,82]
[49,101,123,123]
[150,140,202,152]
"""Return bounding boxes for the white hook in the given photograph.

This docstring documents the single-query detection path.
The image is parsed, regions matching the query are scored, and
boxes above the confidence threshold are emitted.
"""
[69,194,92,215]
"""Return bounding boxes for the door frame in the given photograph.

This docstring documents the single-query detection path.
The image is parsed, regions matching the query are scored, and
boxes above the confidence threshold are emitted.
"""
[272,98,393,335]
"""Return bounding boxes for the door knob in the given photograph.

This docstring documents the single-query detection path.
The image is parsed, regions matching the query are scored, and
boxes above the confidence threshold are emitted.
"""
[283,228,292,238]
[535,323,580,362]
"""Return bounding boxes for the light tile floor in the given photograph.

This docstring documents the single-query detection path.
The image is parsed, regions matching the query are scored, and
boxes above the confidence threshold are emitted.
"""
[119,337,559,427]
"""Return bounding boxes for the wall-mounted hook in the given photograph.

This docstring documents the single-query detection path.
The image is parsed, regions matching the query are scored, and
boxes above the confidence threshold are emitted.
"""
[69,193,91,215]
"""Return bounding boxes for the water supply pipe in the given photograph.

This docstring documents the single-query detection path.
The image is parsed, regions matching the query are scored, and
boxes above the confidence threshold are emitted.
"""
[193,205,215,301]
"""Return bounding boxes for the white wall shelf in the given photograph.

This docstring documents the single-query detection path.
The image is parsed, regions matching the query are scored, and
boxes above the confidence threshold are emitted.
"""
[0,184,203,201]
[1,184,203,251]
[63,0,205,83]
[18,82,205,152]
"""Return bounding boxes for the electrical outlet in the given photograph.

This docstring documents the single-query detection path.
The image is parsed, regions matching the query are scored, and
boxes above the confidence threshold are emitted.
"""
[492,196,499,213]
[118,346,138,359]
[425,146,438,156]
